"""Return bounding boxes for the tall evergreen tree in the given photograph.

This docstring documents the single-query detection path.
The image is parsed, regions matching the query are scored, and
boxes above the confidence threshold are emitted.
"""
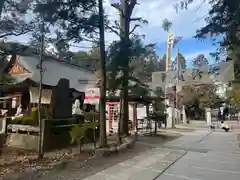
[192,54,209,69]
[172,52,187,70]
[0,0,34,39]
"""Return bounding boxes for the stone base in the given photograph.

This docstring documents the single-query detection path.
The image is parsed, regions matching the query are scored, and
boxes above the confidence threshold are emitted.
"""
[6,133,39,151]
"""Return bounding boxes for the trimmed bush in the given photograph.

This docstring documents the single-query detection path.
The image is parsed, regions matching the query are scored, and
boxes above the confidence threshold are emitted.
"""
[12,115,37,126]
[11,107,51,126]
[31,107,38,122]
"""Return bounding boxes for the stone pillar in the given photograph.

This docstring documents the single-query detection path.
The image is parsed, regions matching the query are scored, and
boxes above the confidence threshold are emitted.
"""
[42,119,52,151]
[146,104,149,116]
[182,105,187,124]
[132,103,137,134]
[166,106,173,128]
[205,108,212,125]
[0,117,11,134]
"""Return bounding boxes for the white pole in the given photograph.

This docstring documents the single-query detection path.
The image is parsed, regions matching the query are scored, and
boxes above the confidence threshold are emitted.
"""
[168,33,175,128]
[176,48,180,124]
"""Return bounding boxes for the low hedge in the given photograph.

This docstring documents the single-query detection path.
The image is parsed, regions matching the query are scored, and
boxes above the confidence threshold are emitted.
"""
[11,107,51,126]
[12,115,37,126]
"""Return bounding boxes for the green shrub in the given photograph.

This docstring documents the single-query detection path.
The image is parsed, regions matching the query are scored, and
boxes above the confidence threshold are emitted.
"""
[31,107,38,122]
[69,121,100,152]
[13,115,37,126]
[69,124,85,152]
[149,111,168,122]
[83,112,99,121]
[11,107,51,126]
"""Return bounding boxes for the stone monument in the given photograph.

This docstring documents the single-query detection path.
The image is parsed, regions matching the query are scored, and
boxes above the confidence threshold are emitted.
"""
[205,108,212,125]
[50,78,72,119]
[182,105,187,124]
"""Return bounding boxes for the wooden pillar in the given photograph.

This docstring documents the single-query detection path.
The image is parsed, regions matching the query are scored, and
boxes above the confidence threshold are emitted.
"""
[146,104,149,117]
[132,103,137,132]
[146,104,152,133]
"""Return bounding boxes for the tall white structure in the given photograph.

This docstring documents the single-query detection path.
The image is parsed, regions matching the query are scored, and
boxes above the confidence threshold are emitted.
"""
[165,32,174,72]
[165,32,175,128]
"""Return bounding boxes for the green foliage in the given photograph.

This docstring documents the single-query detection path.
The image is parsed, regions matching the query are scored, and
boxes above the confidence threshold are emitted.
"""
[84,121,99,130]
[107,35,158,93]
[172,53,187,70]
[70,124,85,145]
[182,84,221,109]
[11,107,51,126]
[177,0,240,62]
[31,107,38,122]
[228,87,240,110]
[158,54,166,71]
[69,120,99,151]
[0,0,35,39]
[33,0,99,44]
[129,82,150,97]
[70,47,100,70]
[150,87,167,124]
[153,87,165,111]
[192,54,208,69]
[162,19,172,32]
[13,115,37,126]
[154,111,168,121]
[83,112,100,123]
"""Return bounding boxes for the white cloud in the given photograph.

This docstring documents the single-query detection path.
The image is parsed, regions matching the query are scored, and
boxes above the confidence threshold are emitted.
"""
[184,50,213,61]
[7,0,211,51]
[183,48,218,67]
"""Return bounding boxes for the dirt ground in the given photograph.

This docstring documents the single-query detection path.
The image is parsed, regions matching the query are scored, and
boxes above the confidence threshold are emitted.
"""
[1,133,180,180]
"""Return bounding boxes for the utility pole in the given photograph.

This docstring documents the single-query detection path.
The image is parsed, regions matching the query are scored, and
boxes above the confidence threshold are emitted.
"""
[37,20,44,159]
[98,0,107,147]
[165,32,175,128]
[175,48,180,125]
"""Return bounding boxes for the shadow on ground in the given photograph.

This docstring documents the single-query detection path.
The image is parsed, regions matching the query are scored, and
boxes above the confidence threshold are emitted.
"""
[9,134,181,180]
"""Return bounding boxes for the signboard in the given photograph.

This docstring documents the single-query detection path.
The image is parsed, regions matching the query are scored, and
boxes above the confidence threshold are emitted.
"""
[84,88,100,104]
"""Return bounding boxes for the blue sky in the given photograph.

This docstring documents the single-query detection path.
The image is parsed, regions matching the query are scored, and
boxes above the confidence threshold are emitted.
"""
[103,0,221,67]
[8,0,221,68]
[156,37,220,67]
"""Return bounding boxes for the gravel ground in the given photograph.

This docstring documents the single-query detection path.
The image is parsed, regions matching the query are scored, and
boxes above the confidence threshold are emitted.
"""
[6,134,180,180]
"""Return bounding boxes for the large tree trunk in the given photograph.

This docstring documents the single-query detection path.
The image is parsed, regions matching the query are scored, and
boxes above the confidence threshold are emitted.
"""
[117,91,123,144]
[37,22,44,159]
[118,0,135,136]
[120,70,129,135]
[98,0,107,147]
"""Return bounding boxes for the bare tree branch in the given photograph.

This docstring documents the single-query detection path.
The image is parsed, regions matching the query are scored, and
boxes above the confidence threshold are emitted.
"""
[0,31,29,38]
[129,24,140,34]
[106,24,120,36]
[130,17,141,21]
[113,20,123,32]
[130,17,148,24]
[0,20,35,38]
[111,3,124,17]
[81,36,99,43]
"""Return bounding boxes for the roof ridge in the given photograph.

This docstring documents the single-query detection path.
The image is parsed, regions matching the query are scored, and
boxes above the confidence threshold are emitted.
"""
[3,43,94,72]
[24,51,94,72]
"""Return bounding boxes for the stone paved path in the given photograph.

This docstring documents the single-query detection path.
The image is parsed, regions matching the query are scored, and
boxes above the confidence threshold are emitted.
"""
[83,129,240,180]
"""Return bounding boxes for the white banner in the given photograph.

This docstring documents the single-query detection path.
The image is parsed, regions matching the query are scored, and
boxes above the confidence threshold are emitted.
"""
[29,87,52,104]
